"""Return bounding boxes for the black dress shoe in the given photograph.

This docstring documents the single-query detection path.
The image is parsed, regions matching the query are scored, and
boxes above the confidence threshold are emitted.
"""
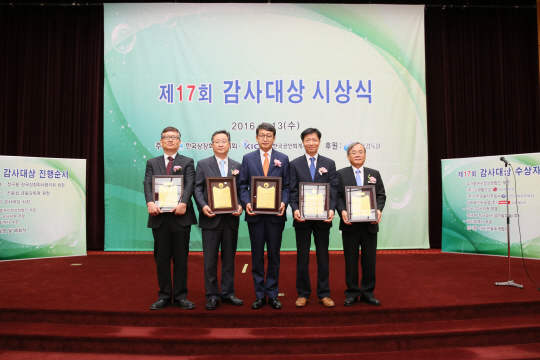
[252,298,266,309]
[344,297,358,306]
[268,297,282,310]
[149,299,170,310]
[206,298,219,310]
[360,296,381,306]
[222,295,243,306]
[174,298,195,310]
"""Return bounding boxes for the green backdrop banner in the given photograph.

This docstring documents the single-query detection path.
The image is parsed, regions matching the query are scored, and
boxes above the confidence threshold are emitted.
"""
[103,3,429,251]
[0,156,87,261]
[441,153,540,259]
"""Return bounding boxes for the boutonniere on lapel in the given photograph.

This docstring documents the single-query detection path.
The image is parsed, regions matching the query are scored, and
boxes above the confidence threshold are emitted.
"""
[173,166,182,173]
[318,167,328,176]
[274,159,282,167]
[231,168,239,175]
[367,174,377,184]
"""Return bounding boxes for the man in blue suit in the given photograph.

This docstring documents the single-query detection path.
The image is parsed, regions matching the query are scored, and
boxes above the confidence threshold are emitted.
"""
[193,130,244,310]
[238,122,290,310]
[289,128,338,308]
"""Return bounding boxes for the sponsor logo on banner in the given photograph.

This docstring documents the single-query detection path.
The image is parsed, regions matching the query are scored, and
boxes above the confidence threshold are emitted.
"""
[241,140,259,150]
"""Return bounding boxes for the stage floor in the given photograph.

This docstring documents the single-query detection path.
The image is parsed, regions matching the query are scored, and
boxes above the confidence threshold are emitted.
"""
[1,251,540,359]
[0,251,539,315]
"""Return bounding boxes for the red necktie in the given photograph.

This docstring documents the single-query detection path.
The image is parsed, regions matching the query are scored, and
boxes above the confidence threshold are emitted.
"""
[166,156,173,175]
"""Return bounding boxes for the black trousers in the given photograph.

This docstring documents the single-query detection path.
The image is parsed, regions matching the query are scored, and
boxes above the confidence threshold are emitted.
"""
[202,216,239,300]
[295,222,330,299]
[342,224,377,299]
[247,217,285,299]
[152,213,191,301]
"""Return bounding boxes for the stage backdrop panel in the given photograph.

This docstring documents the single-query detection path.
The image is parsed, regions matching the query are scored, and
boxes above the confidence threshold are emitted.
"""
[104,3,428,251]
[0,156,87,261]
[441,153,540,259]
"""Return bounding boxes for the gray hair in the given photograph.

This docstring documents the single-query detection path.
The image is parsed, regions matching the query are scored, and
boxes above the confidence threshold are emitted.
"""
[346,142,366,155]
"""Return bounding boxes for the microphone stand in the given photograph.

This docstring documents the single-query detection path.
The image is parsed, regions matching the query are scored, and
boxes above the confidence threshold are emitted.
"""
[495,159,523,289]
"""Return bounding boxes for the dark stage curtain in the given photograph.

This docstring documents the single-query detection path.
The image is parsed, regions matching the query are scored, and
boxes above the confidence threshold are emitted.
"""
[1,4,538,250]
[0,6,105,250]
[425,6,540,248]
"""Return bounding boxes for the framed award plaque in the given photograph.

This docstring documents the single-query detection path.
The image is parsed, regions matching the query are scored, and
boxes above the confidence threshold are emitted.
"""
[250,176,282,214]
[206,177,238,214]
[345,185,377,222]
[152,175,184,211]
[299,182,330,220]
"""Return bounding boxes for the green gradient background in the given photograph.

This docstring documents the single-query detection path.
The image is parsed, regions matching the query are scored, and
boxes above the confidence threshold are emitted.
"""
[0,156,87,261]
[441,153,540,259]
[104,4,428,251]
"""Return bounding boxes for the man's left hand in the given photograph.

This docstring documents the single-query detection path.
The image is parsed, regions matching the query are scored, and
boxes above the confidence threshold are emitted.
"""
[371,209,382,224]
[172,203,187,216]
[277,202,286,216]
[232,205,243,216]
[324,210,334,223]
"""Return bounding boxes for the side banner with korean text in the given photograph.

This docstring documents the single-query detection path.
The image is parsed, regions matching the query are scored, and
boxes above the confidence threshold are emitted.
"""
[0,156,87,261]
[104,4,428,251]
[441,153,540,259]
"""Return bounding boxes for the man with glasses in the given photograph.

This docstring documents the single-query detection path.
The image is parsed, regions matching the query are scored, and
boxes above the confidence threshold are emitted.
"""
[238,122,290,310]
[144,126,197,310]
[336,142,386,307]
[289,128,338,308]
[193,130,244,310]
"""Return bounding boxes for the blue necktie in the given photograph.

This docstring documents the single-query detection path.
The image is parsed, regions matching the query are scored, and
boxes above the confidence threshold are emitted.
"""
[220,160,226,177]
[309,157,316,181]
[356,169,362,186]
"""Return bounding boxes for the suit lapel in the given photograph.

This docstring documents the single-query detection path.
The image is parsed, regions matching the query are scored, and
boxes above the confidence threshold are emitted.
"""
[157,155,167,175]
[345,166,357,186]
[171,154,183,175]
[227,159,239,176]
[208,157,222,177]
[364,168,369,186]
[313,156,325,182]
[253,150,265,176]
[268,150,277,176]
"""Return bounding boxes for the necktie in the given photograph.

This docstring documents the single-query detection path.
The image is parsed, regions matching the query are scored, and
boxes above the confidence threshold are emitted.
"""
[356,169,362,186]
[166,156,173,175]
[309,157,316,181]
[220,160,226,177]
[263,153,269,176]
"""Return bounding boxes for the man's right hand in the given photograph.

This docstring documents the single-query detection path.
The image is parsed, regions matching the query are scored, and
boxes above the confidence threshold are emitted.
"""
[246,203,257,216]
[341,210,352,225]
[147,202,163,216]
[202,205,216,218]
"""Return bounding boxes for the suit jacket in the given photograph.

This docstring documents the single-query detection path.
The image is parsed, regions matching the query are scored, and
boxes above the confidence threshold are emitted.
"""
[289,154,338,229]
[238,149,290,223]
[143,153,197,228]
[193,156,242,230]
[336,166,386,234]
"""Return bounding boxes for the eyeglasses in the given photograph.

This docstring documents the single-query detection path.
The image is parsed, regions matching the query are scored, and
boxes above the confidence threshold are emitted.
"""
[349,151,364,156]
[162,136,179,141]
[213,140,229,145]
[257,134,274,140]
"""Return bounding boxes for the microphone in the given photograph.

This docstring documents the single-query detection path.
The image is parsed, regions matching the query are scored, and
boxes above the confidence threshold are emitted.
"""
[500,157,509,165]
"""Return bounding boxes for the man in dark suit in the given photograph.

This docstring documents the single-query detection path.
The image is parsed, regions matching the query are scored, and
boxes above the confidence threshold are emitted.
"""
[336,142,386,307]
[193,130,244,310]
[289,128,338,308]
[238,122,290,310]
[143,126,197,310]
